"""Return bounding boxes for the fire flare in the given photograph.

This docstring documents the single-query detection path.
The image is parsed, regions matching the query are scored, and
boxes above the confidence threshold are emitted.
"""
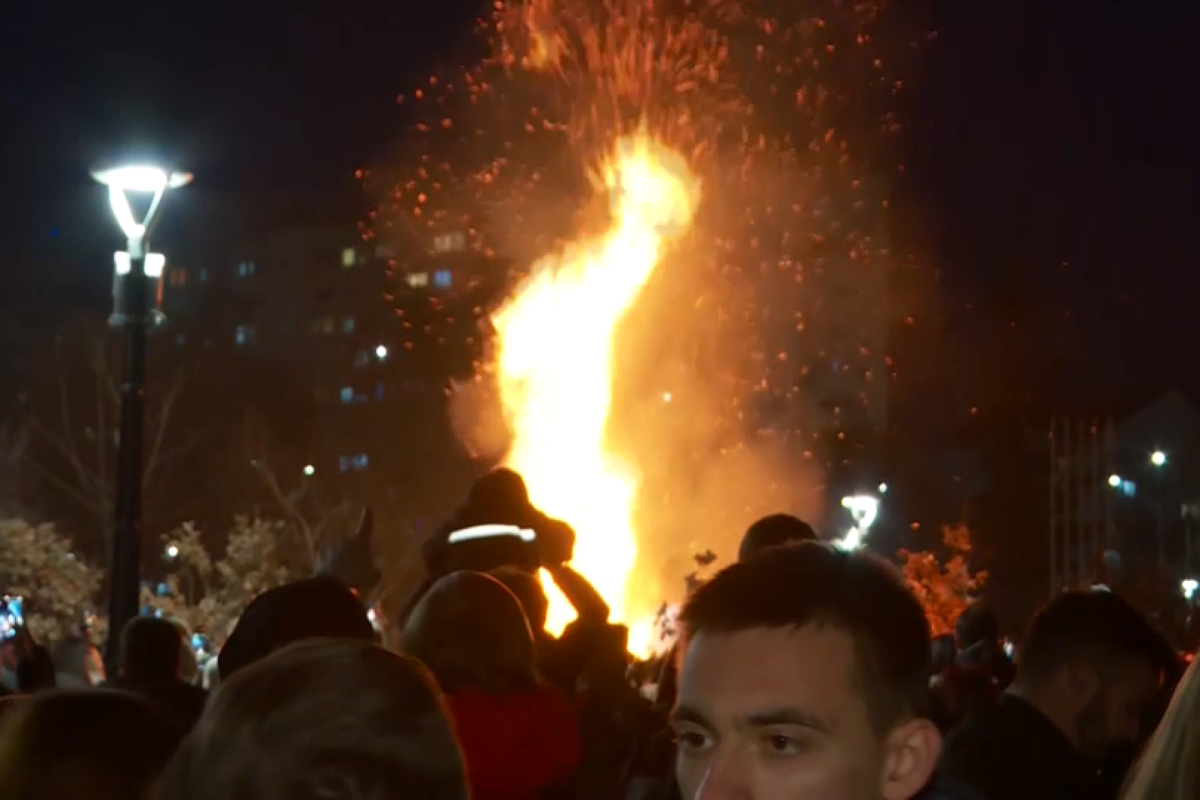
[493,130,700,656]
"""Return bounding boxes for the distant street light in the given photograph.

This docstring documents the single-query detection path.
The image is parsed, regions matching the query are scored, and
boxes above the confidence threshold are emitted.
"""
[165,544,179,560]
[1151,450,1168,467]
[1107,474,1122,488]
[92,164,190,665]
[303,464,316,477]
[375,345,389,360]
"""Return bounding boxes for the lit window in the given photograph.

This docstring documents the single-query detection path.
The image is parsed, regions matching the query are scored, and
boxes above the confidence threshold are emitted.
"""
[407,272,429,287]
[342,247,357,268]
[237,261,256,278]
[312,317,335,335]
[198,268,209,283]
[434,269,452,288]
[235,325,256,347]
[375,381,386,400]
[1120,479,1137,498]
[338,453,370,473]
[340,387,354,403]
[170,268,187,287]
[375,244,396,259]
[342,317,356,334]
[354,350,371,369]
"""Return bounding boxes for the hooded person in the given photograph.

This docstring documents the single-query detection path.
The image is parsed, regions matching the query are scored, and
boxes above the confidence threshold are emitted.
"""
[217,575,375,682]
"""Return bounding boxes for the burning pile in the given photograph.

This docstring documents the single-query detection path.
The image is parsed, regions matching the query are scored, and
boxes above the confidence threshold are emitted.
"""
[493,132,700,654]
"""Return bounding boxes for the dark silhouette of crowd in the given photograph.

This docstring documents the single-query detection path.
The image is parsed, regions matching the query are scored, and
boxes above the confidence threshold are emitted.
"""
[0,466,1193,800]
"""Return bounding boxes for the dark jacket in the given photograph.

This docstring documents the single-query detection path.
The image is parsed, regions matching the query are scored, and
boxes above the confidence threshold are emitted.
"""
[939,694,1098,800]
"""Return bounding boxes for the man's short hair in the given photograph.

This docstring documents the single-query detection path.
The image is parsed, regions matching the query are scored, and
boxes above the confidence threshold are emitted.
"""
[738,514,818,562]
[1016,590,1161,684]
[121,617,183,683]
[955,601,999,649]
[680,542,931,733]
[160,639,467,800]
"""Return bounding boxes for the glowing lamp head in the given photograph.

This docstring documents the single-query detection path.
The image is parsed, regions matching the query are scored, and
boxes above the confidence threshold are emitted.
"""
[92,166,193,192]
[93,165,191,241]
[375,345,389,360]
[1107,474,1122,488]
[1151,451,1167,467]
[1183,578,1198,600]
[165,544,179,559]
[303,464,316,477]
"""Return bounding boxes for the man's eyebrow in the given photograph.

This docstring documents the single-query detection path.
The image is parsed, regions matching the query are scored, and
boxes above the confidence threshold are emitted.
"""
[745,707,832,735]
[670,703,714,727]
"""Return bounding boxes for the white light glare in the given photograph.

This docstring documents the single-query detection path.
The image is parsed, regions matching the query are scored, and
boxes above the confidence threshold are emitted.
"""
[1183,579,1198,600]
[662,391,673,403]
[165,544,179,559]
[114,252,165,279]
[835,495,880,551]
[1107,474,1122,488]
[92,166,193,192]
[446,524,536,544]
[375,345,389,360]
[878,482,888,494]
[303,464,316,477]
[1151,451,1167,467]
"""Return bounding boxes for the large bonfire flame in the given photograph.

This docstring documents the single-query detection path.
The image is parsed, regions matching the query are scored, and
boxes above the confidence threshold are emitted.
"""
[494,131,701,656]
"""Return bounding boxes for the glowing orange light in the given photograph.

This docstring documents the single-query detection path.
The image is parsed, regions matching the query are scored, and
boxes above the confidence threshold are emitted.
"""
[493,129,700,657]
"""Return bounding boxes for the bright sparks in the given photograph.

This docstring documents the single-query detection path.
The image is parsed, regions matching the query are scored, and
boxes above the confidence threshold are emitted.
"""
[494,130,700,657]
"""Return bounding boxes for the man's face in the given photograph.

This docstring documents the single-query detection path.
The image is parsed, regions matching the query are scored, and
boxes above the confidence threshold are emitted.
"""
[672,624,888,800]
[1076,656,1157,759]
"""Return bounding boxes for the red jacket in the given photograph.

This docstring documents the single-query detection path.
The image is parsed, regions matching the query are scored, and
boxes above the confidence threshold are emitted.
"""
[448,684,581,800]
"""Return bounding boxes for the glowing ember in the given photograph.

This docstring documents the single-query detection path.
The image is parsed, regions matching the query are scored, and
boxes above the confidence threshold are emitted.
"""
[493,130,701,656]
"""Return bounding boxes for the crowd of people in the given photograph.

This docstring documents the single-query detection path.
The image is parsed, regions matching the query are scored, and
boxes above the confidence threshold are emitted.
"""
[0,466,1196,800]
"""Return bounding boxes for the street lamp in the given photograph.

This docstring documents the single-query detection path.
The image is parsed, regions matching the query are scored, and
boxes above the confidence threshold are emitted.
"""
[375,344,389,360]
[92,164,190,664]
[303,464,316,477]
[1107,474,1122,488]
[1151,450,1168,467]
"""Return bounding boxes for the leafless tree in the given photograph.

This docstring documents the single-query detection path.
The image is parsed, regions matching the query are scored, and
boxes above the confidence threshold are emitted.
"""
[23,328,203,558]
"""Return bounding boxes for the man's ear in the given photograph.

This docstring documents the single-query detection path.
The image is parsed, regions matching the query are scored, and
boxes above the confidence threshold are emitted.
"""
[881,717,941,800]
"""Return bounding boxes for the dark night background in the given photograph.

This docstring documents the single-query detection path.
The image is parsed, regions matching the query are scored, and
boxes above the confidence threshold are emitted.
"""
[1,0,1197,628]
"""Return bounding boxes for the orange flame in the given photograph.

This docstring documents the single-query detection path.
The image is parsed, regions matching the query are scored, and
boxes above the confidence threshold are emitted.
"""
[493,130,700,656]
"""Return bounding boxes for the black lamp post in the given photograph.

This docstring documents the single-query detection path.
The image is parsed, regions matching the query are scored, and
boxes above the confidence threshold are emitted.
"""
[92,166,190,663]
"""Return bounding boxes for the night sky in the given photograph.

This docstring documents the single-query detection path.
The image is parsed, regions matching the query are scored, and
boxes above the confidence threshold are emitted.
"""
[2,0,1196,419]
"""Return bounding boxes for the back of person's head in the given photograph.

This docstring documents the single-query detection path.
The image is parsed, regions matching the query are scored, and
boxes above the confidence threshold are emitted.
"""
[16,645,56,693]
[737,513,818,562]
[218,575,374,681]
[0,689,180,800]
[681,541,932,732]
[161,639,467,800]
[955,601,999,649]
[1017,590,1159,688]
[490,565,550,631]
[121,616,184,684]
[401,570,537,694]
[1120,650,1200,800]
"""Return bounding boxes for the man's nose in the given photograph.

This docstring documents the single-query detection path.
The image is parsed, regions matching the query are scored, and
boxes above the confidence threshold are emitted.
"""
[694,752,752,800]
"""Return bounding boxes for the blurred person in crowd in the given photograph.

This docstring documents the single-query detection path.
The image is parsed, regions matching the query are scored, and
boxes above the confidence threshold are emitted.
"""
[954,602,1014,689]
[217,575,374,681]
[939,590,1164,800]
[16,644,56,693]
[161,639,467,800]
[114,616,208,733]
[403,570,581,800]
[672,541,943,800]
[0,689,181,800]
[1119,647,1200,800]
[53,633,105,688]
[930,634,957,678]
[929,665,997,735]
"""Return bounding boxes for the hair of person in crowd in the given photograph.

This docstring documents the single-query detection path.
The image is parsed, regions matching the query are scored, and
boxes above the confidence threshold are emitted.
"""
[401,570,538,695]
[674,541,939,800]
[15,644,56,693]
[1119,649,1200,800]
[737,513,818,562]
[1008,590,1163,759]
[954,601,999,650]
[0,689,182,800]
[217,575,375,681]
[490,566,550,632]
[121,616,185,685]
[160,639,468,800]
